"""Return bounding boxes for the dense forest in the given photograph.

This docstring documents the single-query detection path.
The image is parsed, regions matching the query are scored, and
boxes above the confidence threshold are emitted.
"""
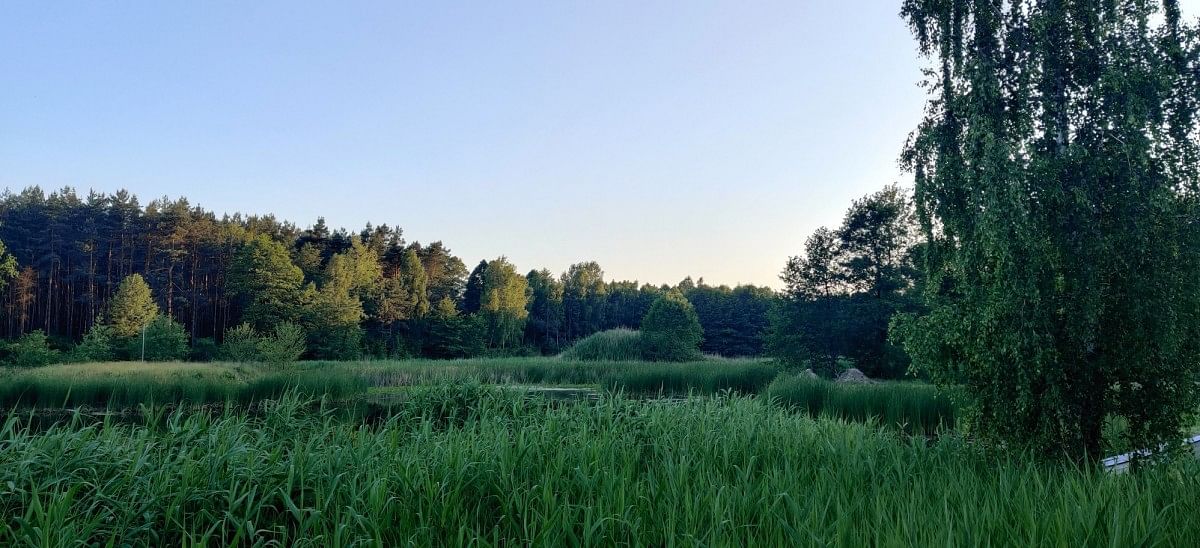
[0,186,779,360]
[0,184,925,375]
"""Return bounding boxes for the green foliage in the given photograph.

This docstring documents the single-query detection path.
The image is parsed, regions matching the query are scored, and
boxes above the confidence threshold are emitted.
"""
[399,248,429,317]
[222,322,309,365]
[220,323,262,362]
[259,322,307,365]
[228,234,305,330]
[304,260,366,359]
[479,257,528,349]
[639,291,703,361]
[419,297,486,359]
[561,261,607,340]
[189,337,219,362]
[559,328,642,361]
[2,330,62,368]
[107,274,158,338]
[125,316,189,362]
[771,187,918,378]
[601,359,779,395]
[765,375,955,435]
[462,259,488,314]
[683,284,774,357]
[898,0,1200,460]
[524,269,565,353]
[72,323,116,363]
[0,362,367,408]
[0,188,779,361]
[0,238,18,292]
[3,392,1199,545]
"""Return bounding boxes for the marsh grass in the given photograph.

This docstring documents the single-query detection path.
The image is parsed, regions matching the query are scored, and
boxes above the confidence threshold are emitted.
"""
[766,374,956,435]
[0,362,367,408]
[331,356,779,395]
[600,359,780,394]
[1,390,1197,545]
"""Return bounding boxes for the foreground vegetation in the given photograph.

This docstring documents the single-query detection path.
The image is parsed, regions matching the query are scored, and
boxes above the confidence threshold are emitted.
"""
[0,359,950,433]
[2,389,1196,545]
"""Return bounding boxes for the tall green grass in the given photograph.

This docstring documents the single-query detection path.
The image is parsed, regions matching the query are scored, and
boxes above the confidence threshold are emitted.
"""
[766,374,956,435]
[336,357,779,395]
[0,362,367,408]
[1,390,1196,545]
[601,359,780,394]
[558,328,642,361]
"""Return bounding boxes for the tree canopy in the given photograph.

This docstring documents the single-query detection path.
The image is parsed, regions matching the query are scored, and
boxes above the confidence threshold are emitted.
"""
[895,0,1200,460]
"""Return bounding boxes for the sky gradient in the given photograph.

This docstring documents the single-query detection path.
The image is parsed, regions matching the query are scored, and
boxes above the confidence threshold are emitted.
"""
[4,1,1197,288]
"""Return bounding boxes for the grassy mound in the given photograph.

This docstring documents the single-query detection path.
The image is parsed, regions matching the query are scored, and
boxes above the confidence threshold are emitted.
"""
[559,328,642,361]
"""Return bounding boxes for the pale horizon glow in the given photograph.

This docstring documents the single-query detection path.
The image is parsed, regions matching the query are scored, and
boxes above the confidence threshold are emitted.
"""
[3,1,1197,288]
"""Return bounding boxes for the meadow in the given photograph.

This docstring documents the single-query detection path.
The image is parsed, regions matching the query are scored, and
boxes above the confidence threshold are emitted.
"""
[5,357,1195,544]
[3,387,1198,546]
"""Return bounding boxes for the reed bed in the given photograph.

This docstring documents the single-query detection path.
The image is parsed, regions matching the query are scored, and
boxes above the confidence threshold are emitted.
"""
[601,360,781,394]
[1,389,1196,546]
[0,362,367,408]
[324,356,778,394]
[765,374,957,435]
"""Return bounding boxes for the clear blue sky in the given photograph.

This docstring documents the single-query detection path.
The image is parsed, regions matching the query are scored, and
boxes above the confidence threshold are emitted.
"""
[3,1,1196,288]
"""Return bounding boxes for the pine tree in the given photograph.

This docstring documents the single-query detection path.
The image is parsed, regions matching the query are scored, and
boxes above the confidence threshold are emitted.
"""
[107,274,158,338]
[462,260,488,314]
[400,248,429,317]
[227,234,305,330]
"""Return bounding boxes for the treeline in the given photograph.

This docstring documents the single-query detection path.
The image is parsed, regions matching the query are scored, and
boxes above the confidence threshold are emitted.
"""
[0,186,774,359]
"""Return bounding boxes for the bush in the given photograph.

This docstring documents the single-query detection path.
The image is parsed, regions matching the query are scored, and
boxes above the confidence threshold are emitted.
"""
[220,323,262,362]
[640,291,703,361]
[72,323,116,362]
[3,330,62,368]
[259,322,306,365]
[220,322,307,365]
[560,328,642,361]
[189,337,219,362]
[125,316,189,361]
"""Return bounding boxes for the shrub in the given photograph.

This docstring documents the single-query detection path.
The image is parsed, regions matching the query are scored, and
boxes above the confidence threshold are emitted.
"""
[560,328,642,361]
[640,291,703,361]
[189,337,219,362]
[220,323,262,362]
[259,322,306,365]
[3,330,62,368]
[220,322,307,365]
[126,316,189,361]
[72,323,116,362]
